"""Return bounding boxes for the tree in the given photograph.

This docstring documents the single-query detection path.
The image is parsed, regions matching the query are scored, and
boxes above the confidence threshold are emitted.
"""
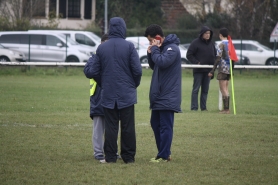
[95,0,165,30]
[227,0,278,42]
[0,0,46,30]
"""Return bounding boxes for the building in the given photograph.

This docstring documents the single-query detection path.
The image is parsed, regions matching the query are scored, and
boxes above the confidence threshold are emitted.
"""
[31,0,96,29]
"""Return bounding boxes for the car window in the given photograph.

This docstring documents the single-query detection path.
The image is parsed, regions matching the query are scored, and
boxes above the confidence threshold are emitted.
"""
[245,44,258,51]
[87,32,101,43]
[57,33,78,45]
[0,34,20,44]
[75,33,96,46]
[234,44,242,50]
[30,35,43,45]
[46,35,62,46]
[20,35,30,44]
[0,34,31,44]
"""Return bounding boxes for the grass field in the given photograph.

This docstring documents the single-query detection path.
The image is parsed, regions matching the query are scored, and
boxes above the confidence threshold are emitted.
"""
[0,67,278,185]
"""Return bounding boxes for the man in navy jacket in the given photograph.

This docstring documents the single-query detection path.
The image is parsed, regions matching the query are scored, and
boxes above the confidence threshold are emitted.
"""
[86,17,142,163]
[144,24,182,162]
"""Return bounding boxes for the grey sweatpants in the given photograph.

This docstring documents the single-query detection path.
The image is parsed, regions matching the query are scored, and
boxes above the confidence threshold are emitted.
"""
[92,116,105,156]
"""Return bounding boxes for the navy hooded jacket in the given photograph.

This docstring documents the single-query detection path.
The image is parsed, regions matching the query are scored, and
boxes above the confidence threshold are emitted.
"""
[86,17,142,109]
[186,26,216,73]
[84,55,104,119]
[147,34,182,113]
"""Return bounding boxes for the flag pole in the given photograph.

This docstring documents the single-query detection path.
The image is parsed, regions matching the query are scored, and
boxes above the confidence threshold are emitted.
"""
[230,60,236,115]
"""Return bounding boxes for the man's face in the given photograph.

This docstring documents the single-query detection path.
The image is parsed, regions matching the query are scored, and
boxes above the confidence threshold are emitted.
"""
[202,31,211,40]
[147,35,155,45]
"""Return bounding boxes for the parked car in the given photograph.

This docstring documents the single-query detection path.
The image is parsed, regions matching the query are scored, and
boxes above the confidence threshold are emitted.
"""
[126,40,148,63]
[0,43,26,62]
[181,43,191,49]
[179,45,190,64]
[0,31,92,62]
[216,40,278,65]
[126,36,189,64]
[28,30,101,53]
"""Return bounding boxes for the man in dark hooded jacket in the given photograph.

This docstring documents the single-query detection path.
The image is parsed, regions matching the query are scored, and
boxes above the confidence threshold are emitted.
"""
[186,26,216,111]
[144,24,181,162]
[86,17,142,163]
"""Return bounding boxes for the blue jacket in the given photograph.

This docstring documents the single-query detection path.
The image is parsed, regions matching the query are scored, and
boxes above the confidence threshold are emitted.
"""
[85,17,142,109]
[147,34,182,112]
[84,55,104,119]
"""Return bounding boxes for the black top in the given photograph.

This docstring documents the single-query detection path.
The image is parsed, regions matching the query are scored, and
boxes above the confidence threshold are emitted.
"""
[186,26,216,73]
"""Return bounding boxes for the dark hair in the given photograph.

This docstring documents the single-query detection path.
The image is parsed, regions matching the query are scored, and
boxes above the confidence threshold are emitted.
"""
[219,28,229,37]
[101,33,109,42]
[144,24,164,38]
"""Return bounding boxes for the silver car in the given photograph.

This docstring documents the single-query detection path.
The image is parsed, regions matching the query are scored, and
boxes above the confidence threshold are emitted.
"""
[0,44,26,62]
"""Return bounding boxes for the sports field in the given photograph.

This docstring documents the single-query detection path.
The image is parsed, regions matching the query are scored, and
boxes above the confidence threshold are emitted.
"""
[0,67,277,184]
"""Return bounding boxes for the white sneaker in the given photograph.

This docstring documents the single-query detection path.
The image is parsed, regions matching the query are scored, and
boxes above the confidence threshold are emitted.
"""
[99,159,107,164]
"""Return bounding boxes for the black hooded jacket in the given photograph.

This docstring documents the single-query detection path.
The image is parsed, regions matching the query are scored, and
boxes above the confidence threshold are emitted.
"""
[186,26,216,73]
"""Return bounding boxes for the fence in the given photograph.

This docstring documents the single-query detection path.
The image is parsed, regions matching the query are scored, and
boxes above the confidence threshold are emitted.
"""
[1,62,278,69]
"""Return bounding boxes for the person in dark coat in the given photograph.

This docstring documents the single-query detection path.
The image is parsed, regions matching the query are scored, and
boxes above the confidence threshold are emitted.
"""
[186,26,216,111]
[144,24,182,162]
[85,17,142,164]
[84,34,116,161]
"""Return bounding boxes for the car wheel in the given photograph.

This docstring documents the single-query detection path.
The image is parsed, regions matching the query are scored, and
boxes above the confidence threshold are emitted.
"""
[140,56,148,64]
[242,57,250,65]
[266,58,278,65]
[66,56,79,62]
[0,56,11,62]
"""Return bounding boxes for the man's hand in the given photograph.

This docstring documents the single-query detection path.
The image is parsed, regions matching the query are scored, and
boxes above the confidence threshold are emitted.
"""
[208,72,213,77]
[147,46,152,53]
[151,39,162,47]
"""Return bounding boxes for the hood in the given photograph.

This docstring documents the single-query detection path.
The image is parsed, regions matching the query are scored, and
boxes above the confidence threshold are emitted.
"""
[162,34,180,47]
[199,26,213,42]
[108,17,126,39]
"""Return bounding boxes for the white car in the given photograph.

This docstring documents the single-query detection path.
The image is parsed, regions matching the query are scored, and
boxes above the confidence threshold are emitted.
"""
[216,40,278,65]
[126,36,189,64]
[0,43,26,62]
[0,31,92,62]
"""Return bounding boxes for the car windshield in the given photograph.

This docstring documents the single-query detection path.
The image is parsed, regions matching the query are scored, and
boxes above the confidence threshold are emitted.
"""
[127,40,147,49]
[179,45,187,50]
[258,43,272,51]
[0,44,4,49]
[87,32,101,43]
[58,33,79,45]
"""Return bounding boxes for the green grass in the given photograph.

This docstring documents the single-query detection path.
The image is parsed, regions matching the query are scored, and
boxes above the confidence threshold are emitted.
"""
[0,67,278,185]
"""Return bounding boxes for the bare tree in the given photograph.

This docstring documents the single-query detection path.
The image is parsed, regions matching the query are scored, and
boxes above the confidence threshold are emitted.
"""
[0,0,45,30]
[258,0,270,40]
[214,0,222,12]
[248,0,267,38]
[109,0,134,25]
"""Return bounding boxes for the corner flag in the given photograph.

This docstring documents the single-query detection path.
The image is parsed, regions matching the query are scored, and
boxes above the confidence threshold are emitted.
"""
[228,36,238,62]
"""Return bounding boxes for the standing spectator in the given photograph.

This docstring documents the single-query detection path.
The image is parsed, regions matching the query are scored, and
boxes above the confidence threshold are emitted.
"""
[186,26,216,111]
[144,24,182,162]
[209,28,234,114]
[84,34,120,161]
[87,17,142,164]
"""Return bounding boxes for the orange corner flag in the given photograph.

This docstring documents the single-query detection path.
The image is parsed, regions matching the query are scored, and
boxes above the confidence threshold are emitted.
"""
[228,36,238,62]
